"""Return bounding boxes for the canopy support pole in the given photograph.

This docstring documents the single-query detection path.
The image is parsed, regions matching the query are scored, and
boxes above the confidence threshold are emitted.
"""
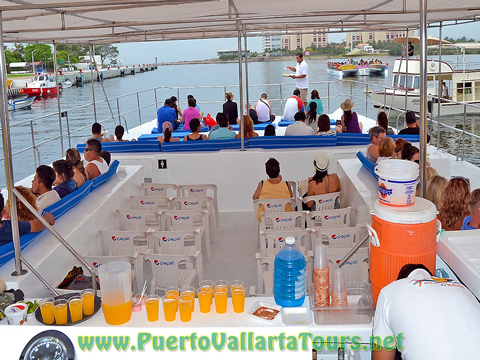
[53,41,64,155]
[0,11,26,276]
[237,22,244,151]
[404,29,409,122]
[89,45,98,123]
[419,0,428,197]
[244,27,249,118]
[437,22,443,147]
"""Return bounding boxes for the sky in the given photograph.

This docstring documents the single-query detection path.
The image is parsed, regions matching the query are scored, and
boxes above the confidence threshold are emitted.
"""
[116,22,480,65]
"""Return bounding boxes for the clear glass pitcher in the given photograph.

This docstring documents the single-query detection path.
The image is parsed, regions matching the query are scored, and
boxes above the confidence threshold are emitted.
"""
[98,261,132,325]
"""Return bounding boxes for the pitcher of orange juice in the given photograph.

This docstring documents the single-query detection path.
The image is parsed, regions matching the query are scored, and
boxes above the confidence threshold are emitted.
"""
[98,261,132,325]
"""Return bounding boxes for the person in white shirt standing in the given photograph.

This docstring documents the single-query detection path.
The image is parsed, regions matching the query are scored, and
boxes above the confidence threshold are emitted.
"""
[32,165,61,213]
[285,111,315,136]
[287,52,308,109]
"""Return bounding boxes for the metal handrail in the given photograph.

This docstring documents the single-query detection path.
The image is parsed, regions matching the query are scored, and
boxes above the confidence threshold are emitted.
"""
[11,188,98,293]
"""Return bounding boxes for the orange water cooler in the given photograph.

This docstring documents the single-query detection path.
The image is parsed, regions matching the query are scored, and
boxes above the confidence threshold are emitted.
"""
[368,197,438,302]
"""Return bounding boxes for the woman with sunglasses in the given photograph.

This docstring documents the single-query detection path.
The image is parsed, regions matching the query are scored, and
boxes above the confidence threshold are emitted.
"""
[438,177,470,231]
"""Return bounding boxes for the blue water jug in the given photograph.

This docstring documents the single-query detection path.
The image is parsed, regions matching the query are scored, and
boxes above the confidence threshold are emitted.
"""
[274,236,306,307]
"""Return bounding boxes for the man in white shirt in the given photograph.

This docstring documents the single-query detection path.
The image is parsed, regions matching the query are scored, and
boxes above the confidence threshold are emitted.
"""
[282,90,304,122]
[254,93,275,123]
[285,111,315,136]
[373,263,480,360]
[84,139,109,180]
[287,52,308,108]
[32,165,60,213]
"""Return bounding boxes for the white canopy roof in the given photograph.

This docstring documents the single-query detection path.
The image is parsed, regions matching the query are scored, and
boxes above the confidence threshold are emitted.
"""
[0,0,479,44]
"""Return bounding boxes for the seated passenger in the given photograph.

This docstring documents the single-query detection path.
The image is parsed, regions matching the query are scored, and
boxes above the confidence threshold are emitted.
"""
[305,152,341,210]
[53,160,78,199]
[183,118,207,141]
[32,165,60,213]
[183,98,201,131]
[4,186,38,221]
[426,175,447,210]
[377,111,395,135]
[255,93,275,123]
[108,125,135,142]
[317,114,336,136]
[461,189,480,230]
[85,122,109,143]
[236,115,259,139]
[340,99,363,133]
[366,126,386,163]
[376,137,396,164]
[398,111,431,142]
[394,138,409,159]
[170,96,183,126]
[253,158,293,222]
[66,148,87,188]
[84,139,109,180]
[158,122,181,144]
[282,89,304,121]
[157,98,177,132]
[0,193,55,247]
[305,101,319,133]
[438,177,470,231]
[306,90,323,114]
[209,113,236,140]
[264,124,276,136]
[401,142,420,162]
[285,111,315,136]
[100,150,111,166]
[242,103,258,124]
[186,95,204,120]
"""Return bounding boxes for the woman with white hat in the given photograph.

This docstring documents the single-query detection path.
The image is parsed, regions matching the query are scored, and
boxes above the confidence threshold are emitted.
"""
[305,152,341,210]
[340,99,363,133]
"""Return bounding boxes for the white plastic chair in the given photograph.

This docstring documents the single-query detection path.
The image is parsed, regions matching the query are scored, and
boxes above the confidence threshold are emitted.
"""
[311,226,365,249]
[159,210,211,261]
[307,207,352,229]
[116,209,160,231]
[259,229,312,257]
[253,198,297,246]
[130,195,172,212]
[303,191,342,211]
[171,196,217,244]
[255,254,275,295]
[178,184,219,227]
[260,211,307,232]
[141,183,178,197]
[147,229,204,282]
[142,250,199,295]
[325,247,369,284]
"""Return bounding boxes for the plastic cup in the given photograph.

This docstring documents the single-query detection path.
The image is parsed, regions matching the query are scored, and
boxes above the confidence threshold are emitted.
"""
[197,287,212,313]
[5,303,28,325]
[53,299,68,325]
[165,287,180,312]
[179,299,192,322]
[39,297,55,324]
[214,290,227,314]
[181,287,196,312]
[134,293,146,306]
[161,295,177,322]
[229,280,244,292]
[199,281,214,305]
[214,280,229,295]
[314,244,329,269]
[80,289,95,316]
[145,295,160,322]
[332,267,348,307]
[231,286,245,313]
[68,296,83,322]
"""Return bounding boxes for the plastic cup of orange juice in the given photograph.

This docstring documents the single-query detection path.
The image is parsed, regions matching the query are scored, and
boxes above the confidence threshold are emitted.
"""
[145,295,160,322]
[53,299,68,325]
[80,289,95,316]
[161,295,177,322]
[197,287,212,313]
[165,287,180,312]
[231,286,246,313]
[199,281,214,305]
[68,296,83,322]
[214,280,229,296]
[214,290,227,314]
[181,287,196,312]
[179,298,192,322]
[229,280,244,292]
[39,297,55,324]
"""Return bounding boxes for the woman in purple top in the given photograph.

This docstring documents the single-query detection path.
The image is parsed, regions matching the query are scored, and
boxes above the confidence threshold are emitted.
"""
[183,98,200,131]
[340,99,363,133]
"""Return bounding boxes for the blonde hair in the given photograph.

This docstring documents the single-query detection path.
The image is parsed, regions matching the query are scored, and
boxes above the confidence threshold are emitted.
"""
[438,177,470,229]
[242,115,256,138]
[378,137,395,158]
[425,166,438,182]
[468,189,480,215]
[10,186,38,221]
[66,148,87,179]
[426,175,447,210]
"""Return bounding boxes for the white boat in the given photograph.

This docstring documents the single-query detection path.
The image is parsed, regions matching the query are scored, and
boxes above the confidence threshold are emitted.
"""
[7,97,34,111]
[366,57,480,115]
[22,73,62,97]
[368,63,387,76]
[61,79,73,88]
[326,63,358,78]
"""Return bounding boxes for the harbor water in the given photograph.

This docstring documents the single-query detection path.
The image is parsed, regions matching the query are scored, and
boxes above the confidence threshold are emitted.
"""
[1,54,480,188]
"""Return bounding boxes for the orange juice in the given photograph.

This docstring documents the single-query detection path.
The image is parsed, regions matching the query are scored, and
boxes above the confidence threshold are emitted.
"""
[102,301,132,325]
[215,285,228,294]
[231,288,245,313]
[182,293,195,312]
[166,292,179,312]
[214,291,227,314]
[40,302,55,324]
[68,298,83,322]
[179,300,192,322]
[53,303,68,325]
[198,290,211,313]
[162,297,177,322]
[81,292,95,316]
[145,297,159,322]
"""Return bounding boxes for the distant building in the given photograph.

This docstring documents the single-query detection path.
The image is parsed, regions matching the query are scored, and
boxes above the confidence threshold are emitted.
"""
[217,50,250,58]
[262,34,282,52]
[346,30,416,45]
[356,43,380,54]
[282,29,328,50]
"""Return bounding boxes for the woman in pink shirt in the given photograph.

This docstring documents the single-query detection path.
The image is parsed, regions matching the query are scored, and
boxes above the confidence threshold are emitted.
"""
[183,98,200,130]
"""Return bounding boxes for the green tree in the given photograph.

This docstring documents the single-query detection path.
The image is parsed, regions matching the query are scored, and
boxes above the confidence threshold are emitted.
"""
[5,50,23,64]
[23,44,53,67]
[94,44,119,64]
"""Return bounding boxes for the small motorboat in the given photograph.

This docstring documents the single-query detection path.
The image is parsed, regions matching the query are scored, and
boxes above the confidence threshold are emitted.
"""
[22,73,62,97]
[61,79,73,88]
[7,97,35,111]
